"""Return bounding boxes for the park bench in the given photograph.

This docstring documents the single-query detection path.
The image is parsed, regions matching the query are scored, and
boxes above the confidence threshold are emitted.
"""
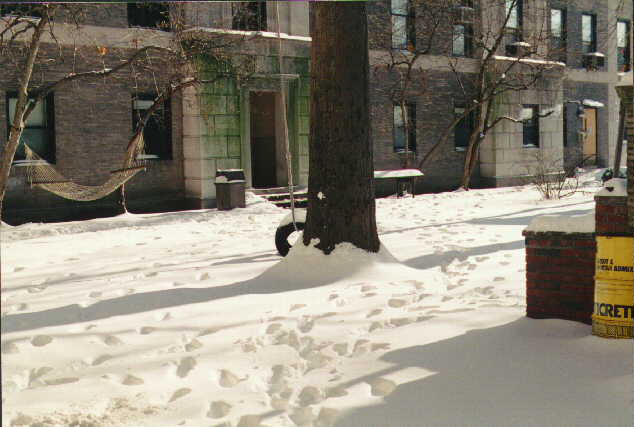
[374,169,424,198]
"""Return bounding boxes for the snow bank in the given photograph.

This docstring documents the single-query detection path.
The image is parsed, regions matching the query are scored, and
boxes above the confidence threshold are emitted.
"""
[596,178,627,197]
[525,212,595,233]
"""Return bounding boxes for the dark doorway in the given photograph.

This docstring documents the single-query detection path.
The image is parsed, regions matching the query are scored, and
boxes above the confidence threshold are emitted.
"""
[250,92,278,188]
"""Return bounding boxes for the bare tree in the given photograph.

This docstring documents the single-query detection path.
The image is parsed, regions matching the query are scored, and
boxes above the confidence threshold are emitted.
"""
[302,1,380,254]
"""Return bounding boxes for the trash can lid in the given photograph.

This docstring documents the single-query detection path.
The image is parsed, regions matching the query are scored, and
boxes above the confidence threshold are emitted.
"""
[216,169,245,181]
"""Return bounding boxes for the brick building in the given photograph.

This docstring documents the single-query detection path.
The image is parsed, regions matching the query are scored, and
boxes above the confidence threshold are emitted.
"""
[1,2,310,223]
[1,1,632,222]
[367,0,632,192]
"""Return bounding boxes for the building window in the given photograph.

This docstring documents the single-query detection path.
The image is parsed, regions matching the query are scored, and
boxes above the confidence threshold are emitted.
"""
[391,0,415,50]
[453,24,473,57]
[128,3,170,30]
[504,0,522,55]
[550,8,566,62]
[522,105,539,147]
[581,14,597,54]
[393,103,416,153]
[0,4,41,17]
[454,104,474,151]
[232,1,267,31]
[7,93,55,163]
[617,20,631,72]
[132,95,172,160]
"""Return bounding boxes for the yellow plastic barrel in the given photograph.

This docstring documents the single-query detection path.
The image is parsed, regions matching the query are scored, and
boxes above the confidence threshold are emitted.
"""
[592,236,634,339]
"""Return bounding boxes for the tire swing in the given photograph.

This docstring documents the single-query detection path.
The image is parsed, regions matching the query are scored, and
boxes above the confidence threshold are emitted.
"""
[275,218,305,257]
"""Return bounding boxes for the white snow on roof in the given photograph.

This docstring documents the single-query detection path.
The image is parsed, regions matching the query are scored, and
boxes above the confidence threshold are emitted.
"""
[525,212,595,233]
[493,55,566,67]
[596,178,627,197]
[582,99,605,108]
[374,169,424,178]
[184,27,311,42]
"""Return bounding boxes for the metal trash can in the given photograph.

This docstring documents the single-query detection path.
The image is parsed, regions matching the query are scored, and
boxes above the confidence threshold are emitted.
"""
[215,169,246,210]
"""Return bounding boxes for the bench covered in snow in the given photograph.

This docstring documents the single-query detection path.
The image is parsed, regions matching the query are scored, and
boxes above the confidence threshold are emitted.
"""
[374,169,424,198]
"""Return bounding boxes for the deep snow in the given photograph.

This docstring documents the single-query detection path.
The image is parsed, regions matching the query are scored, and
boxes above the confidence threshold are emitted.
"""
[1,177,631,427]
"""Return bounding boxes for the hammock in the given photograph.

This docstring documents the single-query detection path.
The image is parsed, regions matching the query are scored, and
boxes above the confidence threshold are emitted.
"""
[23,134,147,202]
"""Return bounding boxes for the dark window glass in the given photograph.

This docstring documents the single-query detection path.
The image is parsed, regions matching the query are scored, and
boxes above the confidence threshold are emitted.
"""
[617,21,631,72]
[132,95,172,160]
[453,24,473,57]
[454,105,474,150]
[0,4,42,17]
[522,105,539,147]
[394,103,416,152]
[7,93,55,163]
[581,14,597,54]
[550,8,566,62]
[391,0,415,50]
[504,0,523,55]
[232,1,267,31]
[128,3,170,30]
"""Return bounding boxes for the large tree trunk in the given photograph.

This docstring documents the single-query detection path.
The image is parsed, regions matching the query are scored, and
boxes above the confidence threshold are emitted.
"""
[302,2,379,254]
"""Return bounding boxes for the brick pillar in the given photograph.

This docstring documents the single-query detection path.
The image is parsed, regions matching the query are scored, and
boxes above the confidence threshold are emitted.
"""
[594,194,629,235]
[523,231,596,324]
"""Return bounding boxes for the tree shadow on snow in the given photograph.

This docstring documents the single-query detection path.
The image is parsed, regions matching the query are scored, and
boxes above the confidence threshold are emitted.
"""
[404,240,525,270]
[334,317,631,427]
[1,255,362,334]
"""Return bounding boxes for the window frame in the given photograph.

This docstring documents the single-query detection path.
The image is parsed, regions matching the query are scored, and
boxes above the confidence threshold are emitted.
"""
[452,23,473,57]
[453,103,475,151]
[6,92,55,163]
[522,104,540,148]
[131,93,173,161]
[617,20,631,72]
[127,3,170,31]
[393,102,417,153]
[231,1,267,32]
[391,0,416,51]
[504,0,523,55]
[550,8,567,63]
[581,13,597,54]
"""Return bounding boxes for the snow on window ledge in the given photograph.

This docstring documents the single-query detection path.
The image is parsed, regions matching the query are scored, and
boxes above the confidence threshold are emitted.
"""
[12,159,48,167]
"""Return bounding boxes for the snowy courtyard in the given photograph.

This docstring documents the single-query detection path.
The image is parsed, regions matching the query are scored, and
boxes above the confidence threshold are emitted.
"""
[1,177,631,427]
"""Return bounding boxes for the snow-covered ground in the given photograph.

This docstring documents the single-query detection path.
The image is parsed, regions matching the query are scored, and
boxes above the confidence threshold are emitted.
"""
[1,175,631,427]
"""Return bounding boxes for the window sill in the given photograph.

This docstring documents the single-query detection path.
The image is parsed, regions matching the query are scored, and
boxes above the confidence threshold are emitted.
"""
[455,147,467,152]
[522,144,539,149]
[12,159,50,167]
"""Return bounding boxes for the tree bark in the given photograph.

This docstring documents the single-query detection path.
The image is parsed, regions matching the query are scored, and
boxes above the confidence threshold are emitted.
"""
[302,2,379,254]
[0,12,50,219]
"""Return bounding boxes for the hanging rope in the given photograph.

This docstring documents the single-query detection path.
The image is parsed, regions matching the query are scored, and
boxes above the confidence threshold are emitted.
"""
[22,133,147,202]
[275,2,298,232]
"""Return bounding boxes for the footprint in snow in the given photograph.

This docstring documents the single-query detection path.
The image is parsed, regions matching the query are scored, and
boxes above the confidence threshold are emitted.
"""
[89,291,102,298]
[103,335,124,346]
[185,339,203,352]
[493,276,505,282]
[290,304,306,312]
[499,261,510,266]
[122,374,144,385]
[91,354,114,366]
[31,335,53,347]
[27,285,47,294]
[367,378,397,397]
[366,309,383,318]
[168,387,191,403]
[475,256,489,262]
[387,298,408,308]
[176,357,197,378]
[139,326,157,335]
[44,377,80,386]
[218,369,241,388]
[207,401,232,418]
[1,342,20,354]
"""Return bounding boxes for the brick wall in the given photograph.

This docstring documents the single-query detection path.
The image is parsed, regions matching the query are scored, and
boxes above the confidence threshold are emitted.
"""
[523,231,596,324]
[595,195,629,235]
